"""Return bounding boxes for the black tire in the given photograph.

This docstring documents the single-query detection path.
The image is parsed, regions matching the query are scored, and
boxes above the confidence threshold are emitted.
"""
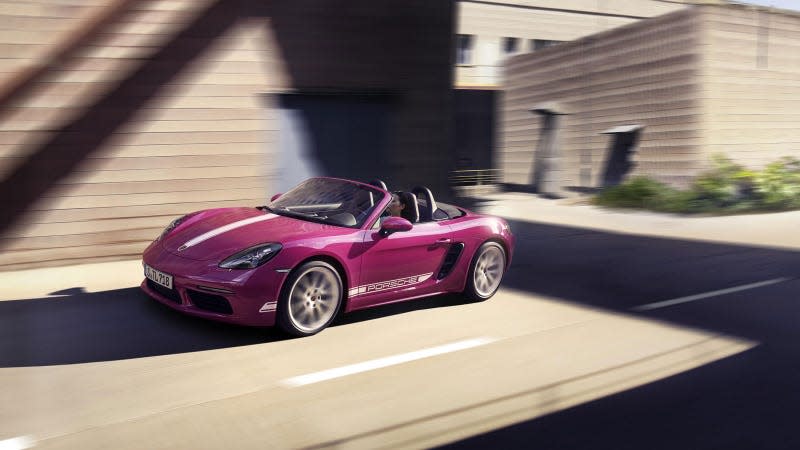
[277,260,343,337]
[464,241,506,301]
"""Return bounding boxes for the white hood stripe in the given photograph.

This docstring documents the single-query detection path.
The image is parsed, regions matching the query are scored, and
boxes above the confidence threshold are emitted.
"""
[178,214,276,251]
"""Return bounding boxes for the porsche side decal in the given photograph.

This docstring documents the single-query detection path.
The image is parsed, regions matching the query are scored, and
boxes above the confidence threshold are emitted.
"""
[348,272,434,298]
[178,214,276,251]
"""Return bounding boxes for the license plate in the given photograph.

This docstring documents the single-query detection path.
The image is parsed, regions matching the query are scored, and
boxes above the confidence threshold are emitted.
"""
[144,264,173,290]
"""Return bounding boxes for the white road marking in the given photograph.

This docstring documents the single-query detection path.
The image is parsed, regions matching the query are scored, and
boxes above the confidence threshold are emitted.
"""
[281,337,497,387]
[0,436,35,450]
[632,277,791,312]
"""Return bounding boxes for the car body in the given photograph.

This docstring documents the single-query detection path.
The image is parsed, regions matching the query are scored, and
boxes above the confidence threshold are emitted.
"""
[141,177,514,336]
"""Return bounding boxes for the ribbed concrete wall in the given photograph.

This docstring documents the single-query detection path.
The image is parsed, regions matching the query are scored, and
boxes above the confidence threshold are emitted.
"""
[699,4,800,170]
[456,0,686,88]
[265,0,454,193]
[0,0,114,86]
[0,0,454,270]
[500,7,704,189]
[0,0,233,269]
[500,4,800,191]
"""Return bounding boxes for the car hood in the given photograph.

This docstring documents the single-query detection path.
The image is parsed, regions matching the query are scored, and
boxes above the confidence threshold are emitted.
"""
[161,207,338,261]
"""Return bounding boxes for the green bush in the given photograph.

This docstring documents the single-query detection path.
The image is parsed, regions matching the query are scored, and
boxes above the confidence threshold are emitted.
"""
[651,189,695,213]
[593,177,683,210]
[689,155,756,208]
[593,154,800,215]
[752,157,800,209]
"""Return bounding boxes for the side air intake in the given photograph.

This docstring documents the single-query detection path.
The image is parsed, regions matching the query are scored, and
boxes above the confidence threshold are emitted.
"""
[437,243,465,280]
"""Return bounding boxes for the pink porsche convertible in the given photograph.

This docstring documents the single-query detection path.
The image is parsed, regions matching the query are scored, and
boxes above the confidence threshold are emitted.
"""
[141,177,514,336]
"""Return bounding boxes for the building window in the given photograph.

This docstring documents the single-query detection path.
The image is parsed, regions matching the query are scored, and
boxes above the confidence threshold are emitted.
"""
[502,37,519,55]
[531,39,563,51]
[456,34,474,65]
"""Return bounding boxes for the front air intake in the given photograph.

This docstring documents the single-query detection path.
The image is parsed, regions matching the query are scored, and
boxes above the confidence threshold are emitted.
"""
[187,289,233,315]
[147,279,182,304]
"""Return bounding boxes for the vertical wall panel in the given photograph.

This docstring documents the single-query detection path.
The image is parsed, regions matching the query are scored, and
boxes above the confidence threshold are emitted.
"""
[700,5,800,170]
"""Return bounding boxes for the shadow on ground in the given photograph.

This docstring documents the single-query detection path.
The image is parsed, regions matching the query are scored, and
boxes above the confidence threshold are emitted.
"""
[0,288,277,367]
[499,219,800,329]
[439,218,800,450]
[0,287,468,367]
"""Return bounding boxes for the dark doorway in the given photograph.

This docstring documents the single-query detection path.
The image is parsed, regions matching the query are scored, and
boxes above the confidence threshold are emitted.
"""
[601,125,643,188]
[453,89,497,171]
[276,92,395,191]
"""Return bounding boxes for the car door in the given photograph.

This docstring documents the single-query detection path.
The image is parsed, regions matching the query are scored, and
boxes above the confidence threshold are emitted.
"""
[349,220,453,310]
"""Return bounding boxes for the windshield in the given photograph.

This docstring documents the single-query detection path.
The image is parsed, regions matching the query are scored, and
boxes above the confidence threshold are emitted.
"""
[268,178,386,228]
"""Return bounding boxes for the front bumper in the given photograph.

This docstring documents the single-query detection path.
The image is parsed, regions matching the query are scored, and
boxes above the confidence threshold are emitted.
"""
[140,244,289,327]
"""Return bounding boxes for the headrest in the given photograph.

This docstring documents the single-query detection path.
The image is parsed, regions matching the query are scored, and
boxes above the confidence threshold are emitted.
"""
[398,191,419,223]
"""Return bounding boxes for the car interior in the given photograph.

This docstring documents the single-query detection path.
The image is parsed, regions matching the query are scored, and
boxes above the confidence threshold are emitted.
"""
[367,179,465,226]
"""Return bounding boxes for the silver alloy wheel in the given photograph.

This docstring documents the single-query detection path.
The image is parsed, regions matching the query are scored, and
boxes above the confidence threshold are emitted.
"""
[473,244,505,298]
[287,266,342,333]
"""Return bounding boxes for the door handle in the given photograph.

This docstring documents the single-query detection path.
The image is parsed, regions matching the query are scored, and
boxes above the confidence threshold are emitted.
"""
[435,238,452,245]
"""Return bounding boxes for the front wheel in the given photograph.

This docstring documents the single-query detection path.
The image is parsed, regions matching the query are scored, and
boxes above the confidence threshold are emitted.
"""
[464,241,506,301]
[277,260,343,337]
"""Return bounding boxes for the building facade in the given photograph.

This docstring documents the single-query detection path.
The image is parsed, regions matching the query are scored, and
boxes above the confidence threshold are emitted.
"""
[499,3,800,192]
[0,0,454,270]
[451,0,692,181]
[454,0,690,89]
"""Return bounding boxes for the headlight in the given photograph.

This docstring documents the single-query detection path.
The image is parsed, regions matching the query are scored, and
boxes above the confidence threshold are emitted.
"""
[219,243,282,269]
[157,215,187,241]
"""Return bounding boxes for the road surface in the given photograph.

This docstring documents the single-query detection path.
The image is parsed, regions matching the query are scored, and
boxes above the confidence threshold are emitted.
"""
[1,218,797,449]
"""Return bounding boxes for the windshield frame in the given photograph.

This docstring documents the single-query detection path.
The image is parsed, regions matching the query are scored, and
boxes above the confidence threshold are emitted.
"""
[268,177,388,228]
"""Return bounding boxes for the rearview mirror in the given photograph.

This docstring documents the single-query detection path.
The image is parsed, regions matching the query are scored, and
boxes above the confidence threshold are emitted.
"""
[270,193,282,202]
[379,216,412,236]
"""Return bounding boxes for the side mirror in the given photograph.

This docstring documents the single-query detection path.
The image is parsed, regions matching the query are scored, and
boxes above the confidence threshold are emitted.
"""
[270,193,282,202]
[379,216,413,236]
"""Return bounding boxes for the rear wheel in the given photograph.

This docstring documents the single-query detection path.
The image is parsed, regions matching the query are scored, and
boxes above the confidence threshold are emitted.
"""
[277,260,343,337]
[464,241,506,301]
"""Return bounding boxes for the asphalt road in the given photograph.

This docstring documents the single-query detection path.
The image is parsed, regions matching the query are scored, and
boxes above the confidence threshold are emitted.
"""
[446,219,800,450]
[1,218,798,449]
